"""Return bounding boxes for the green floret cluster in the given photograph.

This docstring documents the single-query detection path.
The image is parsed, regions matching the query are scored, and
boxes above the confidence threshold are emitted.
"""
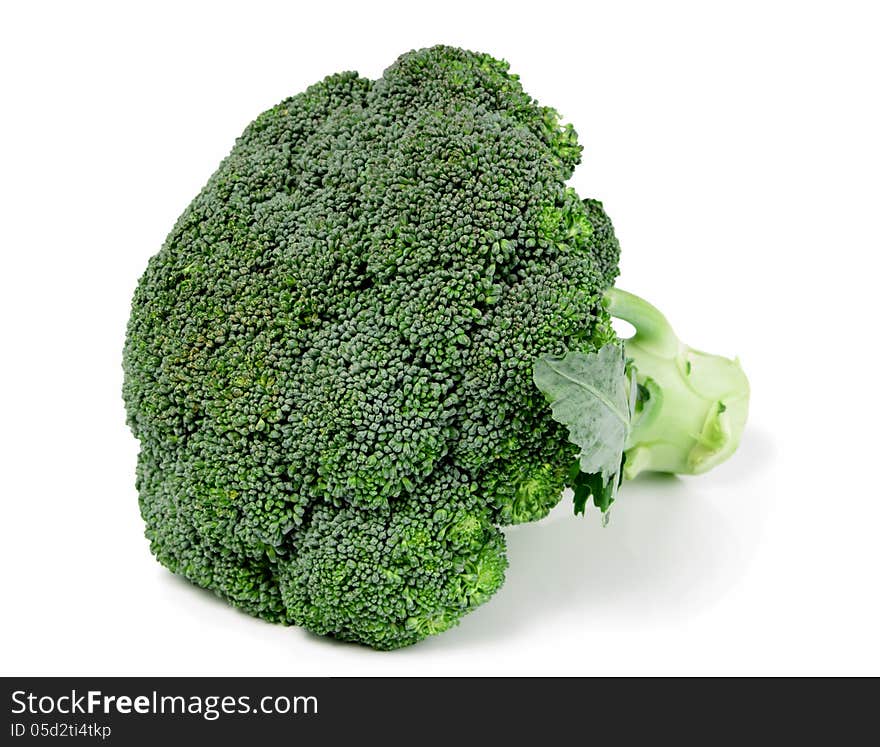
[124,45,749,650]
[123,46,619,648]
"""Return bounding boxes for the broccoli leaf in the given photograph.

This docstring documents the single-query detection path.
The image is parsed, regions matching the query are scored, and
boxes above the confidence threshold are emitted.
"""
[568,463,618,516]
[533,344,635,513]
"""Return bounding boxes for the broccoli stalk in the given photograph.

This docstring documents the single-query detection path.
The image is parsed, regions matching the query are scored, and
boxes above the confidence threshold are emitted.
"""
[534,288,749,516]
[605,288,750,479]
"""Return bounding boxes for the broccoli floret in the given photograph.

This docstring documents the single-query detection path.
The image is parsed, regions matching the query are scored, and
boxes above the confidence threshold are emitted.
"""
[123,45,747,649]
[279,467,506,649]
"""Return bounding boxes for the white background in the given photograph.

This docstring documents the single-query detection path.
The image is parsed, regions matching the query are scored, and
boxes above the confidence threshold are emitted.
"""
[2,0,878,676]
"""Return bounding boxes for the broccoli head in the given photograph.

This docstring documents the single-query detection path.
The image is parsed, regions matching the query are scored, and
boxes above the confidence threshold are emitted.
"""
[123,45,747,649]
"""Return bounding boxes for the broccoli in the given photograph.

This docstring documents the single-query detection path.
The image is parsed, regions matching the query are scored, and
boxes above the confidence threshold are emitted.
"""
[123,45,749,649]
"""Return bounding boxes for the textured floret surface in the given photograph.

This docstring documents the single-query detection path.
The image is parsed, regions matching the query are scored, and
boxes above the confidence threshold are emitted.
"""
[123,46,619,649]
